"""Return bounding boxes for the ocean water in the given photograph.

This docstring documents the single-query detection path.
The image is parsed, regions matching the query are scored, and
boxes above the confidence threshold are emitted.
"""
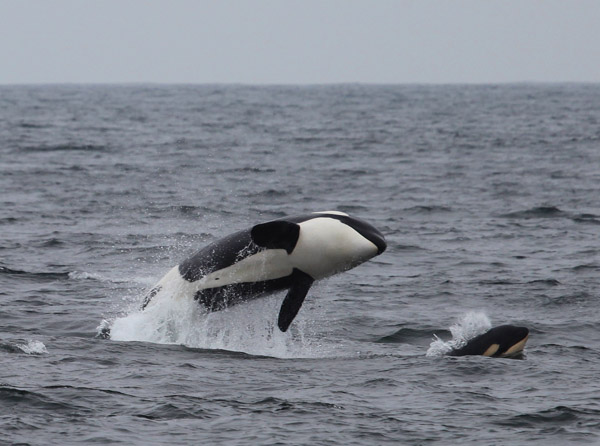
[1,84,599,445]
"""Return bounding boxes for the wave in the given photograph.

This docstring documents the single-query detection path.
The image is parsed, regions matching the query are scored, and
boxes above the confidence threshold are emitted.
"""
[527,279,561,286]
[18,340,48,354]
[166,205,214,216]
[392,243,426,252]
[38,238,65,248]
[17,122,49,129]
[500,205,566,219]
[133,395,343,421]
[476,278,561,287]
[496,405,600,429]
[0,340,47,355]
[500,207,600,225]
[572,264,600,272]
[216,166,277,174]
[20,144,109,153]
[541,292,592,307]
[1,265,139,286]
[572,213,600,225]
[68,271,106,281]
[41,385,133,398]
[375,327,443,344]
[0,266,70,281]
[0,386,82,414]
[137,403,211,420]
[0,217,19,225]
[404,205,453,214]
[569,213,599,226]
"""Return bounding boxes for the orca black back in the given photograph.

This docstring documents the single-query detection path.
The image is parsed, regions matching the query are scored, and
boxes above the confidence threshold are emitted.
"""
[448,325,529,357]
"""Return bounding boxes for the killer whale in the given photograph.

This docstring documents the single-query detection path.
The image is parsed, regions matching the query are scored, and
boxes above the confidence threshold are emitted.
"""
[448,325,529,358]
[140,211,386,332]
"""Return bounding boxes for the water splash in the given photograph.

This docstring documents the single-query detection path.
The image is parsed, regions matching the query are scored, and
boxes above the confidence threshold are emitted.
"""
[68,271,104,281]
[426,311,492,357]
[17,340,48,355]
[107,292,330,359]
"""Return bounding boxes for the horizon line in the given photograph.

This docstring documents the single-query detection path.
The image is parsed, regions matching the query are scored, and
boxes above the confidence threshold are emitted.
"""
[1,80,599,87]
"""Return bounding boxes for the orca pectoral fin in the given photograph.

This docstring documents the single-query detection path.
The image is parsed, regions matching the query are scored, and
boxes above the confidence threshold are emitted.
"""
[250,220,300,254]
[277,269,314,332]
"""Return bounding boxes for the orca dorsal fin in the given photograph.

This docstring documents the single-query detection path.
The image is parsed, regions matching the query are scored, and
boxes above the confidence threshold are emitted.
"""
[277,269,314,332]
[250,220,300,254]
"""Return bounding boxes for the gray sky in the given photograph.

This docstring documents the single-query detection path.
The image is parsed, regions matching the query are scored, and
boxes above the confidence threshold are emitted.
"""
[1,0,599,84]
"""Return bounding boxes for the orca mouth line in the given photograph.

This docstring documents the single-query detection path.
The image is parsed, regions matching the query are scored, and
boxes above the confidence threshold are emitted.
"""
[325,214,387,255]
[373,236,387,255]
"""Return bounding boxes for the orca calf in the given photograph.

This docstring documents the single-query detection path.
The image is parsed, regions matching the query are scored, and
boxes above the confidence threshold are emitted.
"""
[448,325,529,358]
[141,211,386,332]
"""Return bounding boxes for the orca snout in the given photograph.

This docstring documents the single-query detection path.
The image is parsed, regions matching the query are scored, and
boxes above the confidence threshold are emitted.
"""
[358,220,386,255]
[511,326,529,343]
[370,229,387,255]
[501,325,529,342]
[345,216,387,255]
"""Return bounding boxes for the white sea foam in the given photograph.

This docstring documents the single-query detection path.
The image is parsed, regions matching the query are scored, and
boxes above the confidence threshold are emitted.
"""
[426,311,492,357]
[108,292,329,359]
[70,270,155,286]
[68,271,104,281]
[17,340,48,355]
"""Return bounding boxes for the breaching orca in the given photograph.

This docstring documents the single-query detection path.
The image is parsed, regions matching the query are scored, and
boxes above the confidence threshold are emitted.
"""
[448,325,529,358]
[141,211,386,332]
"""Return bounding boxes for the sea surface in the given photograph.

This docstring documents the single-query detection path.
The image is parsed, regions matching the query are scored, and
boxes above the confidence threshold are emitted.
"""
[1,84,599,445]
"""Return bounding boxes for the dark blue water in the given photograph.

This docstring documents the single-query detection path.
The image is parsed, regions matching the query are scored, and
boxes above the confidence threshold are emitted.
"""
[1,84,599,445]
